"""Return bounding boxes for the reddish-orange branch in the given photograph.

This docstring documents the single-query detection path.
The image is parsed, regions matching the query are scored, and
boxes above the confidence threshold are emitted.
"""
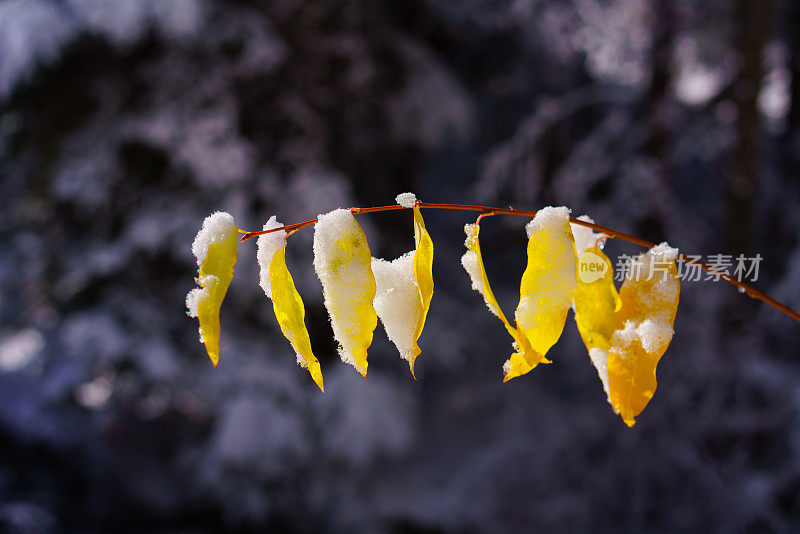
[237,202,800,324]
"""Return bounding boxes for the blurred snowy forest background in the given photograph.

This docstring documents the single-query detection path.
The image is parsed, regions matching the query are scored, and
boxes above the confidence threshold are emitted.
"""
[1,0,800,532]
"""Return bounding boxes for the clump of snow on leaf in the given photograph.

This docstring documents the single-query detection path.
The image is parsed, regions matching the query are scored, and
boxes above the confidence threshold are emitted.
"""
[628,241,680,307]
[190,211,236,267]
[255,216,286,299]
[185,211,235,319]
[525,205,571,238]
[395,192,418,208]
[635,318,674,354]
[460,223,502,317]
[570,214,606,255]
[589,347,610,399]
[185,275,217,319]
[372,252,420,360]
[649,242,679,261]
[611,243,680,357]
[611,319,674,357]
[312,208,376,374]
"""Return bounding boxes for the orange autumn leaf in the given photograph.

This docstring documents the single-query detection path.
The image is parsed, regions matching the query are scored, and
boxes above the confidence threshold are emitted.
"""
[607,244,681,426]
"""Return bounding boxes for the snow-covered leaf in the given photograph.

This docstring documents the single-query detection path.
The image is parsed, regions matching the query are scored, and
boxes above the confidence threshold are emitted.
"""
[503,207,578,381]
[186,212,238,367]
[607,243,680,426]
[313,209,377,377]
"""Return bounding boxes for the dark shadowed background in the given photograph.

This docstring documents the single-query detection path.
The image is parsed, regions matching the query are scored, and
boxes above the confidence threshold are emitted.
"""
[1,0,800,532]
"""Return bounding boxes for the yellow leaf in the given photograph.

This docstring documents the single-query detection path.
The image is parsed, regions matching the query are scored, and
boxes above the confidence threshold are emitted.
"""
[504,207,578,382]
[270,247,324,392]
[371,205,435,377]
[607,244,680,426]
[410,206,434,376]
[186,213,238,367]
[313,209,378,377]
[573,246,620,398]
[575,248,619,349]
[460,221,540,376]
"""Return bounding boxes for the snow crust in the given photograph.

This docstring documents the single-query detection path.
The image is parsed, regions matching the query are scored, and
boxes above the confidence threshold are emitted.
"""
[256,216,286,299]
[190,211,236,267]
[525,205,571,238]
[185,275,217,318]
[570,214,605,255]
[611,318,674,357]
[372,252,420,360]
[460,223,502,317]
[610,243,679,358]
[589,347,610,399]
[395,192,418,208]
[626,241,680,303]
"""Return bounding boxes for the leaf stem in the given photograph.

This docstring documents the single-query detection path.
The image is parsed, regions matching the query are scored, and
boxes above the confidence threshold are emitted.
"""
[237,202,800,324]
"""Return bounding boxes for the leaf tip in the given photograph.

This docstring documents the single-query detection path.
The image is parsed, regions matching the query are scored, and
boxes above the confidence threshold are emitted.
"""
[623,417,636,428]
[311,370,324,393]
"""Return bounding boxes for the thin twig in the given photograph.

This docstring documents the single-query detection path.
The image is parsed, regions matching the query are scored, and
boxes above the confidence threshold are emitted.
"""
[237,202,800,324]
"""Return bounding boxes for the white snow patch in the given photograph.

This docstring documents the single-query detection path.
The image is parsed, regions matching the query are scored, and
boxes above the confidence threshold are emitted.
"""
[623,242,679,286]
[372,252,420,360]
[256,216,286,299]
[589,347,610,399]
[395,192,418,208]
[294,350,308,369]
[649,241,679,262]
[653,277,680,304]
[612,321,638,353]
[460,223,502,317]
[185,288,203,318]
[636,318,674,354]
[191,211,236,267]
[0,329,44,371]
[185,275,216,318]
[611,318,674,356]
[571,214,605,255]
[525,205,571,238]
